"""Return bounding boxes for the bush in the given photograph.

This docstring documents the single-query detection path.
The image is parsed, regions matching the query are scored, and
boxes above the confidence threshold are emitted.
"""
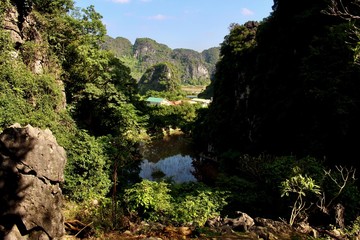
[280,166,321,226]
[346,216,360,238]
[123,180,229,226]
[63,130,112,201]
[124,179,173,221]
[172,185,228,226]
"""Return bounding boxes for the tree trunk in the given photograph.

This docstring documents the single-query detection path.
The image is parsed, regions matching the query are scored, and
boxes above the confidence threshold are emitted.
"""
[334,203,345,229]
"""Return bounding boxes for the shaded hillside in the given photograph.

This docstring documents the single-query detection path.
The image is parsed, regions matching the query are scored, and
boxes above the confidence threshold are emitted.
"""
[195,1,360,167]
[103,36,220,86]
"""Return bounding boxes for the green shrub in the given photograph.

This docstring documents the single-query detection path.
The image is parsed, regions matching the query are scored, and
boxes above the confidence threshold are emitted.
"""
[262,156,324,194]
[345,216,360,238]
[124,179,173,221]
[63,130,112,201]
[173,187,228,226]
[280,167,321,226]
[123,180,229,226]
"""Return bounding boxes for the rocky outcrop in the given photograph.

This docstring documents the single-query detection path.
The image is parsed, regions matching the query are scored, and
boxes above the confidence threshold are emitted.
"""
[3,4,67,109]
[133,38,172,67]
[187,63,209,80]
[4,5,44,74]
[3,6,24,45]
[0,124,66,240]
[223,211,255,231]
[206,211,308,240]
[172,48,210,84]
[102,36,133,57]
[103,36,220,85]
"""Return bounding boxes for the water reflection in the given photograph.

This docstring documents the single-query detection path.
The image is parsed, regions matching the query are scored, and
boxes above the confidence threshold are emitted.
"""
[139,132,194,162]
[138,132,197,183]
[139,154,197,183]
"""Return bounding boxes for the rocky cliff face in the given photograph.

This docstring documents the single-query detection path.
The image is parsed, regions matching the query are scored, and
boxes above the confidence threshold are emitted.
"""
[0,124,66,240]
[171,48,209,84]
[103,36,220,85]
[3,4,66,109]
[4,5,44,74]
[133,38,173,71]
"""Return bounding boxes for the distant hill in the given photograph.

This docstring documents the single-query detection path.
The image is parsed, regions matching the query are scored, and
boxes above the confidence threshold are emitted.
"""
[102,36,220,86]
[138,62,181,95]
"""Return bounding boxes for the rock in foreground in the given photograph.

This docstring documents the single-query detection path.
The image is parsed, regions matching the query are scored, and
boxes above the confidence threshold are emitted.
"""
[0,124,66,239]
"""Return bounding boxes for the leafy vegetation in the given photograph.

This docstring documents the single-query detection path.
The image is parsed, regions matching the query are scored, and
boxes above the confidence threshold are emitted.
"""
[138,62,181,95]
[124,180,228,226]
[145,102,202,134]
[281,167,321,226]
[63,131,112,201]
[2,0,360,238]
[0,0,143,203]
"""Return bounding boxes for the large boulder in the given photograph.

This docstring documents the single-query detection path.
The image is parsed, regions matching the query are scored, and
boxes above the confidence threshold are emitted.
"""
[0,124,66,239]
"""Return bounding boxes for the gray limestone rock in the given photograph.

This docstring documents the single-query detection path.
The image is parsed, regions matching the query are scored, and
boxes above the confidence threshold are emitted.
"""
[0,124,66,239]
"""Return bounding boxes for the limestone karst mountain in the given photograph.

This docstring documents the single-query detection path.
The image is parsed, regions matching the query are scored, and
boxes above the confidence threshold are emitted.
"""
[103,36,220,86]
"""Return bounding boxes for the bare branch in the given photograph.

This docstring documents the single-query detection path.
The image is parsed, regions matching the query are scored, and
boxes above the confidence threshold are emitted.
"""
[320,166,356,212]
[316,192,329,214]
[323,0,360,21]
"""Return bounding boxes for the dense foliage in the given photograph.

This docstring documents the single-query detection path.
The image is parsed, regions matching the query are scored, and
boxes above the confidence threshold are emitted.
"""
[138,62,181,95]
[193,0,360,229]
[2,0,360,237]
[146,102,202,134]
[196,1,360,167]
[0,0,143,204]
[124,180,228,226]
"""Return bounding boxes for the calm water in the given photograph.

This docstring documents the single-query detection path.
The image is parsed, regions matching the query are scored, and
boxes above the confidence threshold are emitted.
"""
[138,132,197,183]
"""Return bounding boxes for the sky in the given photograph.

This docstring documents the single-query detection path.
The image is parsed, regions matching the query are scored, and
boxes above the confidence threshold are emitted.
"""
[74,0,274,52]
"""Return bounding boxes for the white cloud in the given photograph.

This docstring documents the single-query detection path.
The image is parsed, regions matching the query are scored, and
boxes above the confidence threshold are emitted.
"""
[112,0,131,3]
[241,8,254,16]
[148,14,168,20]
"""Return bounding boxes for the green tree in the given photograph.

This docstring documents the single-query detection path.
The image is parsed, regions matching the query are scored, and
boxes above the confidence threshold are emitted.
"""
[281,167,321,226]
[146,102,201,134]
[1,0,146,206]
[32,0,73,14]
[64,130,112,201]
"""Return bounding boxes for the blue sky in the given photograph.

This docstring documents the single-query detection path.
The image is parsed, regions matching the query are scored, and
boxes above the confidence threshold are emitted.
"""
[74,0,274,52]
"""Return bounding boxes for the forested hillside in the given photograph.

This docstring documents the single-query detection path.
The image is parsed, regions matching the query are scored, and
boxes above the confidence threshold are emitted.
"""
[0,0,144,203]
[2,0,360,239]
[193,0,360,232]
[103,35,220,85]
[196,0,360,166]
